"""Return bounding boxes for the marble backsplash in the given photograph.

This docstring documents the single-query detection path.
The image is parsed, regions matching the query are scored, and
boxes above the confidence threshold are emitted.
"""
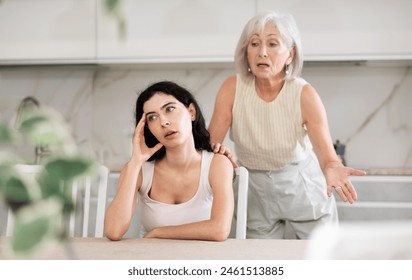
[1,62,411,172]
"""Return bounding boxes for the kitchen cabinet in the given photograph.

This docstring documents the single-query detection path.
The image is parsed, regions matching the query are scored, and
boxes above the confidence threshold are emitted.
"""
[337,176,412,221]
[257,0,412,61]
[1,0,411,65]
[0,0,95,64]
[96,0,255,63]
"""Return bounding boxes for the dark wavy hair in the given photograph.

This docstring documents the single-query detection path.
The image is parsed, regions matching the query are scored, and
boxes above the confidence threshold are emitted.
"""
[135,81,212,161]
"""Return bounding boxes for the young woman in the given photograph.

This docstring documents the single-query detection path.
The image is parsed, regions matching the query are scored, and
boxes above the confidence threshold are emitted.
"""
[104,81,234,241]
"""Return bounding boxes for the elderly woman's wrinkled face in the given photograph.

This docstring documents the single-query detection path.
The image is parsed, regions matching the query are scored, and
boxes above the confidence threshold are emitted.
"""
[247,23,294,79]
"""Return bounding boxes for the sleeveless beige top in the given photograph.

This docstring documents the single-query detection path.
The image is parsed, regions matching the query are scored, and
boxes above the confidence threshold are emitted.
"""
[230,74,312,170]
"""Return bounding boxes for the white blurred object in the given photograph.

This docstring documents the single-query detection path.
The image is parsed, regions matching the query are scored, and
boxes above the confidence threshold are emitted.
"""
[305,220,412,259]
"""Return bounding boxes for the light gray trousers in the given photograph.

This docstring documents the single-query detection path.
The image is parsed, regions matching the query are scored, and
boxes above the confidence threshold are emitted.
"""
[231,154,338,239]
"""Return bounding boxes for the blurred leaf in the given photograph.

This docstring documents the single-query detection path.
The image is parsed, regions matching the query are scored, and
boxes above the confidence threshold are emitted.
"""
[36,175,75,215]
[117,17,126,39]
[9,198,63,257]
[35,172,59,198]
[3,177,32,211]
[19,114,68,146]
[12,216,50,252]
[0,164,13,186]
[0,151,22,165]
[0,101,99,258]
[103,0,126,40]
[18,114,48,132]
[15,106,77,156]
[0,165,42,212]
[39,157,95,214]
[0,121,18,144]
[43,157,96,181]
[105,0,118,12]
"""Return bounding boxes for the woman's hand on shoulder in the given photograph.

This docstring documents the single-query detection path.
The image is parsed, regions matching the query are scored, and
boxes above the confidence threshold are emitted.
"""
[212,143,238,168]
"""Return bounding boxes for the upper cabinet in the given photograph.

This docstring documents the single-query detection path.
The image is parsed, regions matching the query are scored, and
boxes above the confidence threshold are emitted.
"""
[0,0,95,64]
[0,0,411,65]
[96,0,255,63]
[257,0,412,61]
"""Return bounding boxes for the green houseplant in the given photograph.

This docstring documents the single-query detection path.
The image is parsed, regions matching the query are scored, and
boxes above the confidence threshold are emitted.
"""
[0,99,97,258]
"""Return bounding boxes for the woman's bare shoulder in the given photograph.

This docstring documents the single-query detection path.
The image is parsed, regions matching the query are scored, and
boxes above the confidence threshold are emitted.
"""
[221,75,237,88]
[210,153,233,178]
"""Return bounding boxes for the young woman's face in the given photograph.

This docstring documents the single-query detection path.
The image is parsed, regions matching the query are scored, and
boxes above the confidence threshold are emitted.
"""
[247,23,293,79]
[143,93,195,147]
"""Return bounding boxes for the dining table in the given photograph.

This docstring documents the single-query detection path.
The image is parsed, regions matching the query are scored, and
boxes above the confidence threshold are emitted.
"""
[2,237,408,280]
[0,237,309,260]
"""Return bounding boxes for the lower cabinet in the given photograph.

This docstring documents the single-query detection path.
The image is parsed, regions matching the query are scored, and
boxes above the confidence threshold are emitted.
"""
[338,176,412,221]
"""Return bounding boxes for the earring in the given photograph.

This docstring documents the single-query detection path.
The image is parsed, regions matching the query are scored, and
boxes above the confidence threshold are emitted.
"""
[247,67,251,73]
[285,64,290,75]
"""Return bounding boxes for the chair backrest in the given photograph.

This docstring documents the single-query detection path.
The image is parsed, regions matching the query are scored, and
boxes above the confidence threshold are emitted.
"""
[70,165,109,237]
[234,167,249,239]
[6,164,109,237]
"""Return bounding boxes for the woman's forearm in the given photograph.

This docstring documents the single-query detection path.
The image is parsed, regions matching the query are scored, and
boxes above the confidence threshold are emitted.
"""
[144,218,231,242]
[104,160,141,240]
[209,116,231,145]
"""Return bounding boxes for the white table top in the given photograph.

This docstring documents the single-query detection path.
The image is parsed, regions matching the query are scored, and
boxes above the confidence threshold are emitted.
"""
[0,237,309,260]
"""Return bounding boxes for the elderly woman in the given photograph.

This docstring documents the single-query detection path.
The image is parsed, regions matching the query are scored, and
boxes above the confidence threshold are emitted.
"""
[105,81,234,241]
[209,11,365,239]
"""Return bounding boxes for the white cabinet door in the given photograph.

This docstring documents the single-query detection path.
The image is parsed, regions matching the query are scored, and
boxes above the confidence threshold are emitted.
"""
[257,0,412,60]
[97,0,255,63]
[0,0,95,63]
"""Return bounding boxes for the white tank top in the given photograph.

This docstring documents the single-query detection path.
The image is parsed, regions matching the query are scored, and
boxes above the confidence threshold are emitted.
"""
[230,75,312,170]
[138,150,214,237]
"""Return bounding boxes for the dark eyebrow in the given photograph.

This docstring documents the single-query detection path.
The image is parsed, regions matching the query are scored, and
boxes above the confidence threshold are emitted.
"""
[145,102,177,115]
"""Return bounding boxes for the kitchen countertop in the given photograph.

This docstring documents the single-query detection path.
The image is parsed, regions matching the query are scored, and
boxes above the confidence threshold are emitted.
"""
[108,168,412,176]
[364,168,412,176]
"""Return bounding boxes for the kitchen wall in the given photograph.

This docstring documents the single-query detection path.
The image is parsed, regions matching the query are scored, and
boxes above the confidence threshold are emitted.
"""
[1,61,412,236]
[1,62,411,172]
